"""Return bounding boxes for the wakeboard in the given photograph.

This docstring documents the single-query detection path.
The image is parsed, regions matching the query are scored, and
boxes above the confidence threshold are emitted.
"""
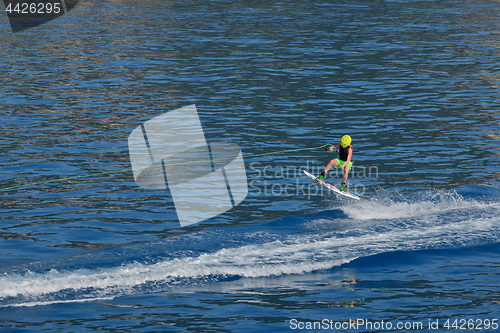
[303,170,360,200]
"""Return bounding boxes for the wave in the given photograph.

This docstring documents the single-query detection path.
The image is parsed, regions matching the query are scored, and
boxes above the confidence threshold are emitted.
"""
[1,187,499,307]
[342,188,496,220]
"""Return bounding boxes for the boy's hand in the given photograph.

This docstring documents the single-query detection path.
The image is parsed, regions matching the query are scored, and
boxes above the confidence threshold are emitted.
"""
[329,146,335,153]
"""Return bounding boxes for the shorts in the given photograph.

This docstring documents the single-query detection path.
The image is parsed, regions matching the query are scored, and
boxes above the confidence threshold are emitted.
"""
[333,158,353,172]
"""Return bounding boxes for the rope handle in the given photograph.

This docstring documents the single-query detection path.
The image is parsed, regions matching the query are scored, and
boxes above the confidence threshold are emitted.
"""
[321,144,337,153]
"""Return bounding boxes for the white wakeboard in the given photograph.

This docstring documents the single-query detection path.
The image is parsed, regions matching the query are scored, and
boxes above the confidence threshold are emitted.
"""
[303,170,360,200]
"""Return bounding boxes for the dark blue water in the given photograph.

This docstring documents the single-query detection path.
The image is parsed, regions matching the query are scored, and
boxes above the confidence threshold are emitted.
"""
[1,0,499,331]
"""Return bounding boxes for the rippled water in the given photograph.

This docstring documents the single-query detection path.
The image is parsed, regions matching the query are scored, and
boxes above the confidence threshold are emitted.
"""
[0,0,499,331]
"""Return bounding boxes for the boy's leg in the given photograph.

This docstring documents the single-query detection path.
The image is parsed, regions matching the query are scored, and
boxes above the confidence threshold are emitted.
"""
[325,159,340,173]
[340,167,349,192]
[319,159,339,180]
[340,162,353,191]
[342,164,349,183]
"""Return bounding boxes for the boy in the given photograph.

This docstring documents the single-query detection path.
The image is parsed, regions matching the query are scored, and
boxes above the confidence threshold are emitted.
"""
[318,135,353,192]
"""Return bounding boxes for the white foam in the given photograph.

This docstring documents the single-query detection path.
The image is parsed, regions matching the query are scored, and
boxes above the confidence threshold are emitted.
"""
[0,239,355,306]
[341,190,495,220]
[1,191,499,307]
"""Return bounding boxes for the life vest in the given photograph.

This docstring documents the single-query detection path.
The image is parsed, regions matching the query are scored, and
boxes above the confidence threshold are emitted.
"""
[339,145,353,161]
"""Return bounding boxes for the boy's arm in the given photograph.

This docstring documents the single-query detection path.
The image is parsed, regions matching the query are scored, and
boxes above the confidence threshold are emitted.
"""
[329,144,340,152]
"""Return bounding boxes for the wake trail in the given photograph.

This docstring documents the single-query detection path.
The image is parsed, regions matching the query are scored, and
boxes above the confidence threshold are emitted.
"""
[1,189,499,307]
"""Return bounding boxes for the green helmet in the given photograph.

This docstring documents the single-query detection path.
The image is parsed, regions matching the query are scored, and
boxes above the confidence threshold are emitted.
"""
[340,135,351,147]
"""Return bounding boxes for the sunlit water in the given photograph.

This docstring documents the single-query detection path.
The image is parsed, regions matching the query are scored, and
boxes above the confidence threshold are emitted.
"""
[0,0,499,331]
